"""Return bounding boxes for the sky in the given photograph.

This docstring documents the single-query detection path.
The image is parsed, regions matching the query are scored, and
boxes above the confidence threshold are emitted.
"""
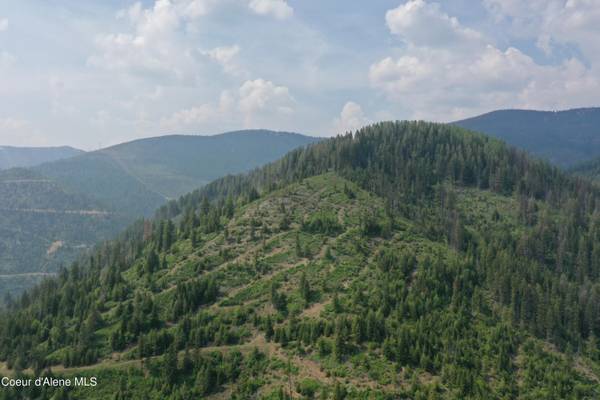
[1,0,600,150]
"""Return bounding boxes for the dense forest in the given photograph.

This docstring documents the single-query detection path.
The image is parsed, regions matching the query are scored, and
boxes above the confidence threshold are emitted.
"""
[454,107,600,166]
[571,157,600,182]
[1,121,600,399]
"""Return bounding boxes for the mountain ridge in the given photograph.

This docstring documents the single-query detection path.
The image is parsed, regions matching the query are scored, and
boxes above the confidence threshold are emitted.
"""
[453,107,600,166]
[2,122,598,399]
[0,145,83,170]
[0,130,319,297]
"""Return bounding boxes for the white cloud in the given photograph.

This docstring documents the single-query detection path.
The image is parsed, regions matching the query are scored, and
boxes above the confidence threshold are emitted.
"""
[203,45,242,75]
[238,78,294,117]
[0,18,8,32]
[181,0,220,18]
[484,0,600,62]
[0,117,28,131]
[333,102,369,134]
[248,0,293,20]
[161,79,293,130]
[160,91,234,130]
[386,0,483,50]
[370,0,600,121]
[88,0,204,80]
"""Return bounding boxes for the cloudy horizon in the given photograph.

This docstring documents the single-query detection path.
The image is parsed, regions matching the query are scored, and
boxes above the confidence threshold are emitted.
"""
[1,0,600,150]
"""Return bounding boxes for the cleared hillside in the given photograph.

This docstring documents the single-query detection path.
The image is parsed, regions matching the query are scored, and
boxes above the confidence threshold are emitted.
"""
[1,122,599,399]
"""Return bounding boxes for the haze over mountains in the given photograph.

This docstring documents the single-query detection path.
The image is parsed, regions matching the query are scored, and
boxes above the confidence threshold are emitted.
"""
[0,130,318,297]
[571,157,600,182]
[2,122,599,398]
[454,107,600,167]
[0,146,83,170]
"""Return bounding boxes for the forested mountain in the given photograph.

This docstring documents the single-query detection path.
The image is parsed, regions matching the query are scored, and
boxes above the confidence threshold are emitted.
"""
[0,169,121,297]
[35,130,320,215]
[571,157,600,182]
[1,122,599,399]
[0,131,317,298]
[453,107,600,166]
[0,146,83,170]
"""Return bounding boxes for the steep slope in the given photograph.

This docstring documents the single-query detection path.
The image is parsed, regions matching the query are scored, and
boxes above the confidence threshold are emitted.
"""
[1,122,600,399]
[0,131,317,298]
[0,146,83,170]
[453,107,600,166]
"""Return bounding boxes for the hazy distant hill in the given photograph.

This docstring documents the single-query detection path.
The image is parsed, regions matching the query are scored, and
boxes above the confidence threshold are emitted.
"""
[35,130,320,216]
[454,108,600,166]
[0,130,318,297]
[571,156,600,182]
[0,145,83,170]
[0,168,119,296]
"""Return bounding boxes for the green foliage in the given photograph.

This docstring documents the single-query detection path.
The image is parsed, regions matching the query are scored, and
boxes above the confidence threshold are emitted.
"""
[1,122,600,398]
[0,131,318,297]
[455,107,600,167]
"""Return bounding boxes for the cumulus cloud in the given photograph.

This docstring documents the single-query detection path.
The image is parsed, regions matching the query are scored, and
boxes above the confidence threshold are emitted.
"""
[386,0,483,50]
[248,0,293,20]
[161,91,235,130]
[161,79,293,130]
[238,79,293,116]
[484,0,600,61]
[0,18,8,31]
[333,102,369,134]
[203,45,242,75]
[88,0,206,80]
[369,0,600,121]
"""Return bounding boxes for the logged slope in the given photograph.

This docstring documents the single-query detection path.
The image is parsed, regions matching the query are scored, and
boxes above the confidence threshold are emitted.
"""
[0,130,317,298]
[2,122,600,399]
[453,108,600,166]
[0,146,83,170]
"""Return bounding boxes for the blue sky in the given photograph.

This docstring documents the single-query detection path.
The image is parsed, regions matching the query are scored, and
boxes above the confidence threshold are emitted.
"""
[1,0,599,149]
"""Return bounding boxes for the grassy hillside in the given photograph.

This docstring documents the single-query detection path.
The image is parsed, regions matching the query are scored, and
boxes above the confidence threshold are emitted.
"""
[0,146,83,170]
[1,122,599,399]
[453,108,600,166]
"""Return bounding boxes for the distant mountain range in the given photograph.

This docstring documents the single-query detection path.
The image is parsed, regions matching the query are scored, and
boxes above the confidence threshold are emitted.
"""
[453,107,600,166]
[0,130,319,297]
[0,145,83,170]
